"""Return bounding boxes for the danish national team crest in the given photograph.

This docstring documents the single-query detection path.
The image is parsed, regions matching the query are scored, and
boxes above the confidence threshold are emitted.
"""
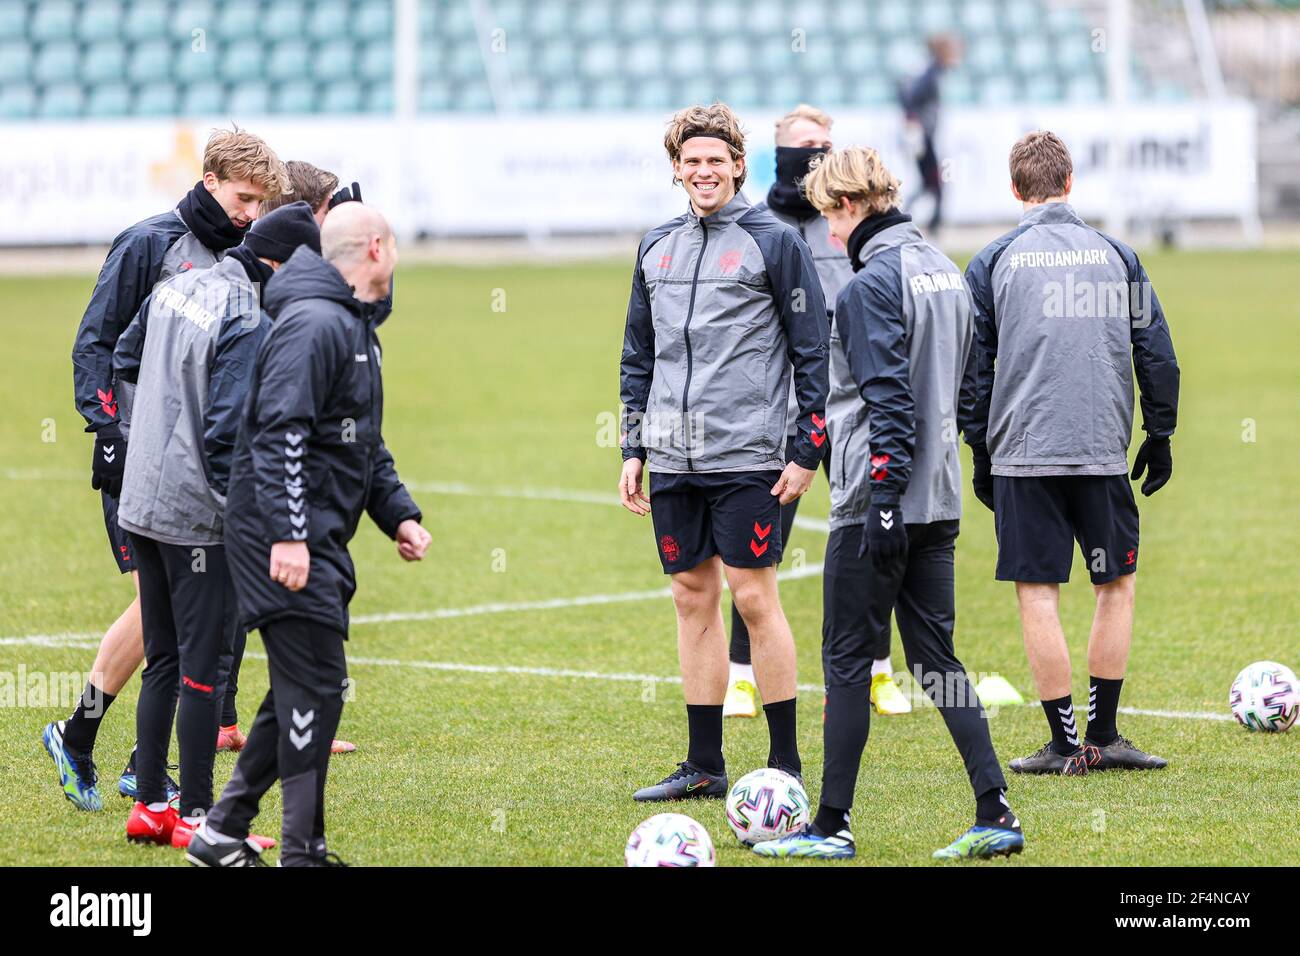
[718,249,742,274]
[660,535,680,563]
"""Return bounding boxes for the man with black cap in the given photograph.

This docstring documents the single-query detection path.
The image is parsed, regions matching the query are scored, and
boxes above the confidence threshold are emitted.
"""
[46,127,286,813]
[188,203,429,867]
[109,201,321,852]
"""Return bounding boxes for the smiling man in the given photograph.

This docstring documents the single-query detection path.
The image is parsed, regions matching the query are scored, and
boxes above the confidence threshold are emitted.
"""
[49,127,285,813]
[619,102,829,801]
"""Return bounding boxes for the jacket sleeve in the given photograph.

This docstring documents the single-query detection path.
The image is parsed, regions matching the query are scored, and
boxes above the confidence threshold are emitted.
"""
[1126,254,1180,439]
[111,293,152,386]
[366,438,422,538]
[72,230,164,432]
[247,309,342,542]
[769,230,830,470]
[837,260,914,504]
[618,243,655,462]
[961,249,999,452]
[203,311,267,496]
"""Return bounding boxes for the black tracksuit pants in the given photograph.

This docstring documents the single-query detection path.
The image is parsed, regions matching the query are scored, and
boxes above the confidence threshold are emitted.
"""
[820,520,1006,810]
[129,533,238,817]
[729,438,840,665]
[219,627,247,727]
[206,616,347,866]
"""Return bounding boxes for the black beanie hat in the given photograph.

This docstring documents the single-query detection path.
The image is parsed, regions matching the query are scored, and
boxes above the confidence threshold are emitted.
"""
[244,200,321,263]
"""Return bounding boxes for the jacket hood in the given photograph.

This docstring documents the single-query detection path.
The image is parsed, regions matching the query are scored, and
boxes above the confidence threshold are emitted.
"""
[1019,200,1084,227]
[263,246,362,321]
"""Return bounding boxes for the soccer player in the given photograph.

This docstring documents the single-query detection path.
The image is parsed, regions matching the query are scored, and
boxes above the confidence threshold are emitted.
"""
[187,204,430,867]
[753,147,1023,861]
[725,104,910,720]
[47,127,284,811]
[112,202,321,850]
[618,102,829,801]
[215,159,362,758]
[963,131,1179,775]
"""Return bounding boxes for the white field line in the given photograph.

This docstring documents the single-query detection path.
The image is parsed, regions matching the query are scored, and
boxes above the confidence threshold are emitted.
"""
[0,631,1235,722]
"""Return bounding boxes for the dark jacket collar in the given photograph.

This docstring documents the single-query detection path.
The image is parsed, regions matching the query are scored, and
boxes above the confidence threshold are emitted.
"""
[263,247,363,321]
[846,209,914,271]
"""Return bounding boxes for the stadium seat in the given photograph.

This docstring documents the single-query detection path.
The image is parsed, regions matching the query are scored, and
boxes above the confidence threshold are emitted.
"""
[622,37,663,79]
[806,74,847,108]
[447,43,485,82]
[81,41,128,85]
[629,77,673,111]
[124,0,168,41]
[1065,74,1103,103]
[587,77,627,111]
[314,39,357,83]
[960,0,997,33]
[1014,37,1051,72]
[86,83,132,117]
[540,39,579,80]
[173,44,220,83]
[171,0,215,44]
[267,40,311,83]
[273,79,317,114]
[133,82,180,116]
[720,76,762,109]
[918,0,952,34]
[33,42,79,85]
[307,0,351,42]
[320,80,362,113]
[30,1,76,43]
[221,43,264,82]
[38,83,84,118]
[228,82,271,115]
[577,39,619,79]
[419,78,453,111]
[261,2,307,42]
[359,40,394,82]
[508,75,543,111]
[541,79,583,111]
[941,69,976,105]
[452,79,492,111]
[831,2,871,33]
[571,0,614,39]
[77,1,124,43]
[875,0,911,37]
[0,41,31,83]
[0,82,36,118]
[0,2,26,42]
[180,80,224,114]
[365,81,393,113]
[840,38,880,74]
[355,1,394,41]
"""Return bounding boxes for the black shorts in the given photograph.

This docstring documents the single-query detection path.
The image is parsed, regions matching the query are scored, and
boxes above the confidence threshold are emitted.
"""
[101,491,136,574]
[994,474,1139,585]
[649,469,783,573]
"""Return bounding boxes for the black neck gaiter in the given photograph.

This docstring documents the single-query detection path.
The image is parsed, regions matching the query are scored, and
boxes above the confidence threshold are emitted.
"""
[846,208,912,271]
[225,244,274,288]
[177,181,250,252]
[766,146,827,219]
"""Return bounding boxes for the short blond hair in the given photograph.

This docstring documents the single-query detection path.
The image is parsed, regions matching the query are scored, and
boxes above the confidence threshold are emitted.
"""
[262,160,339,215]
[803,146,901,217]
[203,126,287,197]
[664,102,747,189]
[1009,130,1072,202]
[774,104,833,144]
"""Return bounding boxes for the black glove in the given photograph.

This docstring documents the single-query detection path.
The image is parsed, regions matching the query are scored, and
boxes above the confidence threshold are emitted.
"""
[328,181,363,209]
[91,423,126,497]
[859,500,907,571]
[970,445,994,512]
[1131,435,1172,496]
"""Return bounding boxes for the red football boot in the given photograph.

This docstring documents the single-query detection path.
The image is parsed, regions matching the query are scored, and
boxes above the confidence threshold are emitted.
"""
[126,801,178,845]
[216,724,247,752]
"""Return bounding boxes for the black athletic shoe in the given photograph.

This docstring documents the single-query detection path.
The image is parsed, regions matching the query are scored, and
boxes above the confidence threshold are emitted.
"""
[1082,735,1167,771]
[632,762,728,802]
[185,826,268,867]
[1009,742,1089,776]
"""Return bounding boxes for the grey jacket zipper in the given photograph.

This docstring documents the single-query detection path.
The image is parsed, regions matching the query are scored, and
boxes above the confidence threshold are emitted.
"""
[681,217,708,472]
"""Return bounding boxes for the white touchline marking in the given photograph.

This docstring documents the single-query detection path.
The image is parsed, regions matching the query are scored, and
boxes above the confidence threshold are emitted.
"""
[0,632,1236,721]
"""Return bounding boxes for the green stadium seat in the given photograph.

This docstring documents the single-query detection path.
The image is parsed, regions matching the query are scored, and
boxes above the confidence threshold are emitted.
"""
[849,75,894,106]
[918,0,953,34]
[1021,72,1062,102]
[763,75,802,107]
[418,0,438,38]
[261,2,306,42]
[961,0,997,33]
[630,77,671,111]
[355,1,393,41]
[0,3,26,42]
[216,0,262,42]
[31,1,76,43]
[434,0,473,41]
[267,40,310,82]
[1005,0,1043,30]
[321,79,363,112]
[273,79,317,113]
[499,38,532,74]
[308,0,350,42]
[452,79,492,111]
[508,76,543,110]
[840,38,879,73]
[418,40,443,76]
[885,41,927,77]
[171,1,215,44]
[0,82,36,118]
[539,39,578,79]
[1054,34,1096,71]
[941,69,976,105]
[622,37,662,79]
[0,41,31,83]
[667,39,708,79]
[228,82,271,114]
[488,0,526,35]
[712,37,750,75]
[1014,37,1050,72]
[174,43,220,83]
[617,3,655,38]
[967,34,1006,75]
[979,74,1015,104]
[133,82,179,115]
[572,0,614,39]
[180,80,224,114]
[806,75,847,108]
[33,41,79,84]
[313,39,356,83]
[528,1,570,40]
[82,41,128,84]
[720,76,762,109]
[586,77,626,111]
[86,82,132,116]
[786,0,828,35]
[77,1,124,42]
[358,40,393,82]
[578,39,619,79]
[419,78,453,111]
[831,2,871,33]
[221,42,264,82]
[124,0,168,41]
[740,0,783,37]
[539,79,581,111]
[365,81,393,113]
[38,82,84,118]
[447,43,484,82]
[754,36,794,74]
[875,0,911,36]
[1065,74,1103,103]
[658,0,697,38]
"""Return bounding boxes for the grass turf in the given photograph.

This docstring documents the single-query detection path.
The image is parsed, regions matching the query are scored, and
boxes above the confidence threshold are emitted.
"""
[0,249,1296,865]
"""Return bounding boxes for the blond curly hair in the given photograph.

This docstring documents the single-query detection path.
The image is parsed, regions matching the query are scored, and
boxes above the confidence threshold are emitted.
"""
[802,146,900,217]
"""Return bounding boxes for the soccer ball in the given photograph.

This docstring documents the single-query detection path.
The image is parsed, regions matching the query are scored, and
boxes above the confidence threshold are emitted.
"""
[725,768,810,845]
[1229,661,1299,732]
[624,813,716,867]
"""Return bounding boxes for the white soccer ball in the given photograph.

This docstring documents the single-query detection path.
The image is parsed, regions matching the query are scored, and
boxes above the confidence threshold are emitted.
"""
[725,768,810,845]
[1229,661,1299,733]
[624,813,716,867]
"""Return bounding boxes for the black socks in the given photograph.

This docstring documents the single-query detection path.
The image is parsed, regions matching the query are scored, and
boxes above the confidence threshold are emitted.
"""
[62,681,116,753]
[1086,676,1123,745]
[685,703,724,775]
[812,803,850,837]
[1040,694,1080,755]
[763,696,800,775]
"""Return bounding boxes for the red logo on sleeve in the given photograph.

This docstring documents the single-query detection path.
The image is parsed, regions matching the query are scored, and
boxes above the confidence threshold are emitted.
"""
[870,453,891,482]
[97,388,118,418]
[810,412,827,448]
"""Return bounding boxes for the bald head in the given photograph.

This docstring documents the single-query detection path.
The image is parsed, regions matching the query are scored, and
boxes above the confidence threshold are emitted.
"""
[321,202,397,303]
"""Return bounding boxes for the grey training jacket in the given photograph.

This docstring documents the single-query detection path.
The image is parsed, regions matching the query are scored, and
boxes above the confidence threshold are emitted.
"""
[619,191,830,474]
[964,202,1180,476]
[114,256,267,546]
[829,217,974,527]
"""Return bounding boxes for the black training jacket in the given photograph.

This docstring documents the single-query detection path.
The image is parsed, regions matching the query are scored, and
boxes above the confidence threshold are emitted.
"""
[223,247,421,636]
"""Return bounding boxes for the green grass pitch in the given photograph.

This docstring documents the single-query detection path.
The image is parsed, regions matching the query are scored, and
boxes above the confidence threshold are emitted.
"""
[0,248,1296,865]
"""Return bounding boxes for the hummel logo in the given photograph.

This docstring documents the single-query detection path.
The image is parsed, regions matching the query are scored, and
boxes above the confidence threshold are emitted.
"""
[285,461,302,476]
[879,510,894,530]
[289,728,313,751]
[101,445,116,463]
[291,708,314,729]
[290,513,307,529]
[285,432,303,446]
